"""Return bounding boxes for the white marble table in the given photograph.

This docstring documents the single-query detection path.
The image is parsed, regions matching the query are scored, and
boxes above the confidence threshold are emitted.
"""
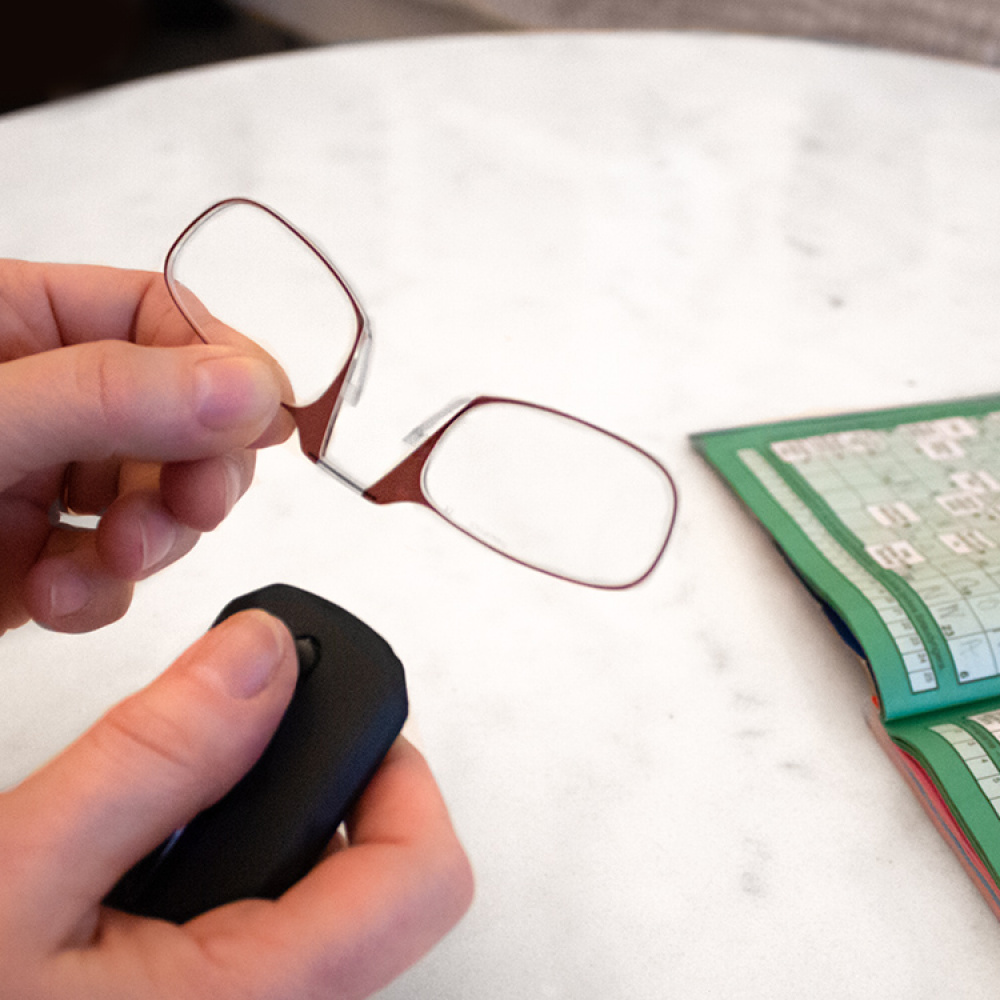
[4,31,1000,998]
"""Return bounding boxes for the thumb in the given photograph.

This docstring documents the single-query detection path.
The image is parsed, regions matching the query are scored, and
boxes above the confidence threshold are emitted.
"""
[0,340,284,490]
[0,610,297,946]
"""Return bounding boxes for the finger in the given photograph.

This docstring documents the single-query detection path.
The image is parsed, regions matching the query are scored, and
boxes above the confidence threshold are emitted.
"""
[0,484,54,633]
[159,451,256,533]
[7,261,296,412]
[3,261,296,432]
[0,341,284,492]
[93,461,202,579]
[188,739,474,1000]
[0,262,194,355]
[0,610,298,949]
[196,315,297,407]
[22,489,198,633]
[96,492,201,581]
[75,445,257,539]
[4,260,272,355]
[24,450,256,630]
[91,453,254,575]
[22,535,135,633]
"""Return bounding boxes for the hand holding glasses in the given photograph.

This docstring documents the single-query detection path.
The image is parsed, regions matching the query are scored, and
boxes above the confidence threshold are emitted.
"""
[166,198,677,589]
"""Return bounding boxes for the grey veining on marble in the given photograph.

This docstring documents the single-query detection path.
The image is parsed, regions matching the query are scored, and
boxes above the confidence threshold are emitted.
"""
[3,32,1000,999]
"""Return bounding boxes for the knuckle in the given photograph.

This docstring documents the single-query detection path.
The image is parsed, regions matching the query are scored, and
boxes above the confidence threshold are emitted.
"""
[73,342,129,453]
[92,690,198,786]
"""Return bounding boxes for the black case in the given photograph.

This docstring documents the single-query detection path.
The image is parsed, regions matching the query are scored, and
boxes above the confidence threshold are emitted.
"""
[105,584,408,922]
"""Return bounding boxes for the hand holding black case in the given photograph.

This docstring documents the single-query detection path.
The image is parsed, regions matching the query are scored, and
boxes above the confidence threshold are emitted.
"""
[105,583,408,923]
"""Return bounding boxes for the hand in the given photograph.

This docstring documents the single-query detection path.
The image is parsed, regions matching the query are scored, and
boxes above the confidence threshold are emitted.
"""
[0,609,474,999]
[0,258,293,634]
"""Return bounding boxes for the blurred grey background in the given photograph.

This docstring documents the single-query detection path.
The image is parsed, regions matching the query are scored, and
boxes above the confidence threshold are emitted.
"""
[1,0,308,114]
[3,0,999,115]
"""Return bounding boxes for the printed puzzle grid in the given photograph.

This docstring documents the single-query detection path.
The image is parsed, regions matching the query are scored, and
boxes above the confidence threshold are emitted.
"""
[766,414,1000,693]
[933,710,1000,819]
[738,447,937,693]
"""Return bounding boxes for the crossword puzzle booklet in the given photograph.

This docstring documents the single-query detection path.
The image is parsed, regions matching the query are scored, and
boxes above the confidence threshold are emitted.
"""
[694,395,1000,919]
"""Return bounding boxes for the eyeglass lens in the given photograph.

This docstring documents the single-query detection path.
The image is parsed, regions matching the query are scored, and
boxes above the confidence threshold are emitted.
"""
[421,400,675,587]
[166,201,359,407]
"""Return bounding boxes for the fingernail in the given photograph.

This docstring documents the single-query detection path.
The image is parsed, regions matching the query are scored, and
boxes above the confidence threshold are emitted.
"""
[49,569,91,619]
[221,455,244,517]
[139,508,179,573]
[205,611,289,700]
[194,355,279,431]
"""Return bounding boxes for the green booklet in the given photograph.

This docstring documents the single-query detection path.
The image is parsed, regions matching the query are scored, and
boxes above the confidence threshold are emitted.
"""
[694,395,1000,918]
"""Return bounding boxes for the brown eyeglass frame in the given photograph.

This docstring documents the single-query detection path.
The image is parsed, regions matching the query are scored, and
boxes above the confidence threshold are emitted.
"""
[165,198,678,589]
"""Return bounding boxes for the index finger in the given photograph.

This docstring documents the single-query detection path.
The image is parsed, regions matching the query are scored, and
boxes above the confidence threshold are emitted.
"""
[2,261,291,385]
[1,261,194,354]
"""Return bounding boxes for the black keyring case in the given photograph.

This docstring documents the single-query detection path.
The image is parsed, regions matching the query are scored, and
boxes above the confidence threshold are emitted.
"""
[105,583,408,923]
